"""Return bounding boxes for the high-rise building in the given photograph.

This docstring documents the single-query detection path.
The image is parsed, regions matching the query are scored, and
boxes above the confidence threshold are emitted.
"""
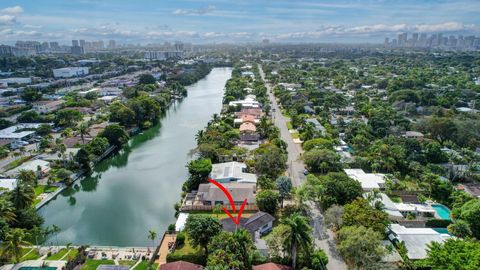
[398,33,407,46]
[384,37,389,45]
[108,40,116,49]
[71,45,84,55]
[50,42,60,50]
[72,40,79,47]
[79,40,85,47]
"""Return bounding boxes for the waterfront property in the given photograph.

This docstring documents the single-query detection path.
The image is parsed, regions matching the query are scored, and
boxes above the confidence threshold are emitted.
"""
[387,224,451,260]
[185,182,256,206]
[210,161,257,183]
[220,211,275,238]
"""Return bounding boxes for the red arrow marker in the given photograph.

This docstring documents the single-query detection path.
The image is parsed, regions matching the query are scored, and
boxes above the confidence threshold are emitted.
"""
[208,178,248,225]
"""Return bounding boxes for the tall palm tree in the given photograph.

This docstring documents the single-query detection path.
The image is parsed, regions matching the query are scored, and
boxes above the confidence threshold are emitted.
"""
[282,213,313,269]
[1,228,31,263]
[79,123,90,144]
[0,199,16,223]
[148,230,157,249]
[11,183,35,210]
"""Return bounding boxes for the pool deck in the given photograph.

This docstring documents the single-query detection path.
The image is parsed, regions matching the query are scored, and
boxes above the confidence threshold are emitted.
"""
[155,233,176,267]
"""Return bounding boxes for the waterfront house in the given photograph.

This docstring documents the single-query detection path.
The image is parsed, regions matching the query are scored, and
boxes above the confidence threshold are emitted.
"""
[253,263,292,270]
[229,95,260,109]
[184,182,256,207]
[240,122,257,133]
[234,114,260,127]
[220,211,275,238]
[344,169,386,191]
[6,159,50,177]
[235,108,263,119]
[210,161,257,183]
[387,224,451,260]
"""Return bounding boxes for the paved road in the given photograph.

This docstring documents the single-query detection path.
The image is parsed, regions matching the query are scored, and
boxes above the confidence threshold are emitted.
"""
[259,65,347,270]
[258,66,306,187]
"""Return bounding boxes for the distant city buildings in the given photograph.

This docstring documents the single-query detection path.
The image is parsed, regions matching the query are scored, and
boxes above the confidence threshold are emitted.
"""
[385,32,480,50]
[52,67,89,78]
[144,51,185,60]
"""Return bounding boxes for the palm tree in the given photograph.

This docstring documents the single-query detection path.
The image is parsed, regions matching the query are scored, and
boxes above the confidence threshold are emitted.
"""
[282,213,313,269]
[148,230,157,249]
[11,183,35,210]
[1,228,31,263]
[79,123,90,144]
[30,226,43,247]
[48,225,61,246]
[0,198,16,223]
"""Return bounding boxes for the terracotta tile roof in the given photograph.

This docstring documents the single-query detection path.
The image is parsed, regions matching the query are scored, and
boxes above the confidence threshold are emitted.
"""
[240,122,256,132]
[159,261,203,270]
[252,263,292,270]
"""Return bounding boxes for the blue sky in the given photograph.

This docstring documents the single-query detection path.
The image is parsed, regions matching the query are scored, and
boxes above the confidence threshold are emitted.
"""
[0,0,479,44]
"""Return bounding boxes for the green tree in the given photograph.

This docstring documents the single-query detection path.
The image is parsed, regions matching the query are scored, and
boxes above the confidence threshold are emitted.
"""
[256,190,280,215]
[184,159,212,191]
[453,199,480,239]
[342,198,389,233]
[337,225,385,269]
[54,109,83,127]
[207,229,254,270]
[36,124,52,136]
[20,88,42,103]
[421,238,480,270]
[78,123,90,144]
[303,149,342,173]
[10,183,35,210]
[282,213,312,269]
[318,173,362,208]
[310,249,329,270]
[447,220,472,238]
[148,230,157,248]
[100,124,129,147]
[74,148,91,169]
[108,101,136,126]
[85,137,109,156]
[324,204,344,231]
[184,215,222,256]
[253,143,287,178]
[139,74,156,85]
[276,176,293,208]
[1,228,31,263]
[17,170,37,186]
[303,138,334,151]
[0,198,16,223]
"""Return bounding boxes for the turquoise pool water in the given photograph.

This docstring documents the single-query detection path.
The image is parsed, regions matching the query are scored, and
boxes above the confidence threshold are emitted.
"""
[432,204,452,220]
[20,267,57,270]
[433,228,451,234]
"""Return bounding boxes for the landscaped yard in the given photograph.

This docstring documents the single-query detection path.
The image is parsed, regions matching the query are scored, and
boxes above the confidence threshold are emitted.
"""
[119,260,137,268]
[189,211,255,221]
[133,261,158,270]
[18,247,41,262]
[35,185,58,196]
[81,259,115,270]
[45,248,69,260]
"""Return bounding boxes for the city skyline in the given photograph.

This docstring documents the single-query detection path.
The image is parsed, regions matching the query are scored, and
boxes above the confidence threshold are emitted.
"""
[0,0,480,44]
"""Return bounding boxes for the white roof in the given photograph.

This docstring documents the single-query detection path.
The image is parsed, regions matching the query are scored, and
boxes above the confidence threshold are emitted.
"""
[0,179,17,191]
[0,123,43,139]
[7,159,50,176]
[389,224,451,260]
[175,212,189,231]
[210,161,257,183]
[344,169,385,190]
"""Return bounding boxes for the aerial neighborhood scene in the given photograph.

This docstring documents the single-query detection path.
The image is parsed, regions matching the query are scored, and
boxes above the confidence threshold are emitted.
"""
[0,1,479,270]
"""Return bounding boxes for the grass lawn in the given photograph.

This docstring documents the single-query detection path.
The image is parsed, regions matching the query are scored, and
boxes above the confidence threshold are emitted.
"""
[19,247,41,262]
[189,211,255,221]
[171,237,202,257]
[291,132,300,139]
[133,261,158,270]
[35,185,58,196]
[67,249,79,261]
[81,259,115,270]
[389,195,403,203]
[4,156,32,171]
[286,121,293,130]
[119,260,137,268]
[45,248,69,260]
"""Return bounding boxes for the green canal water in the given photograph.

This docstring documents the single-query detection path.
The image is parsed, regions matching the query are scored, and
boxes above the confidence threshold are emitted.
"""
[38,68,232,246]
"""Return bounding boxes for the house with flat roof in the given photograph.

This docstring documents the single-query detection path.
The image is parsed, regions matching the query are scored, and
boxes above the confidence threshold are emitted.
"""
[196,182,256,205]
[229,95,260,109]
[344,169,386,191]
[387,224,451,260]
[365,192,436,220]
[0,178,17,191]
[0,123,45,140]
[6,159,50,177]
[210,161,257,183]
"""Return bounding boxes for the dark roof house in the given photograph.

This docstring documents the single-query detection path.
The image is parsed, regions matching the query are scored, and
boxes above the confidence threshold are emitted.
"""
[221,211,275,238]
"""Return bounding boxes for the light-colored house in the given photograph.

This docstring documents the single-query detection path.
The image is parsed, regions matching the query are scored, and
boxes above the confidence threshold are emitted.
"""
[387,224,451,260]
[229,95,260,109]
[344,169,386,191]
[239,122,257,132]
[32,100,65,114]
[0,178,17,191]
[365,192,436,220]
[197,182,256,205]
[6,159,50,177]
[0,123,45,140]
[210,161,257,183]
[403,131,424,139]
[234,114,260,127]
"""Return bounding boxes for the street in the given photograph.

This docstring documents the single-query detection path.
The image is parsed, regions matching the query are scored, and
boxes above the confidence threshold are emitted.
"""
[259,65,347,270]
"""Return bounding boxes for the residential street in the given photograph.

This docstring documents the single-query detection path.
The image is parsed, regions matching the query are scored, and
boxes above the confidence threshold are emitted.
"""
[259,65,347,270]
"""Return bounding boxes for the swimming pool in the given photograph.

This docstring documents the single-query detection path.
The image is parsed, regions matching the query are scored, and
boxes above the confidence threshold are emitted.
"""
[432,204,452,220]
[19,267,57,270]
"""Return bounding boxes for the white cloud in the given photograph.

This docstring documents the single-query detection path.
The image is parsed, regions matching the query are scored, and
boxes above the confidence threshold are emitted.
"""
[172,5,216,16]
[0,14,16,25]
[1,6,24,15]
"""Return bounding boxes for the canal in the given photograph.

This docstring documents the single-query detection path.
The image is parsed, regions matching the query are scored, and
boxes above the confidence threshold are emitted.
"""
[39,67,232,247]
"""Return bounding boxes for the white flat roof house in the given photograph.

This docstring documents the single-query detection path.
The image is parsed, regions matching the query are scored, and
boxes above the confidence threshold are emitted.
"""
[6,159,50,177]
[0,123,44,140]
[53,67,89,78]
[388,224,451,260]
[229,95,260,109]
[344,168,386,191]
[0,179,17,191]
[365,192,436,219]
[210,161,257,183]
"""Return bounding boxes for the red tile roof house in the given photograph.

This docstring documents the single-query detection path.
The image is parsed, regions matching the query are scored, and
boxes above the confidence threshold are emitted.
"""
[253,263,292,270]
[159,261,203,270]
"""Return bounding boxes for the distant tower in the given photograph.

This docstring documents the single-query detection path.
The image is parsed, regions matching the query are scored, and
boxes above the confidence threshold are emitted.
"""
[72,40,79,47]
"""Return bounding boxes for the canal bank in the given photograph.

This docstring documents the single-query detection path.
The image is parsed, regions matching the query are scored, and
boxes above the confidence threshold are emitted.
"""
[38,67,232,247]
